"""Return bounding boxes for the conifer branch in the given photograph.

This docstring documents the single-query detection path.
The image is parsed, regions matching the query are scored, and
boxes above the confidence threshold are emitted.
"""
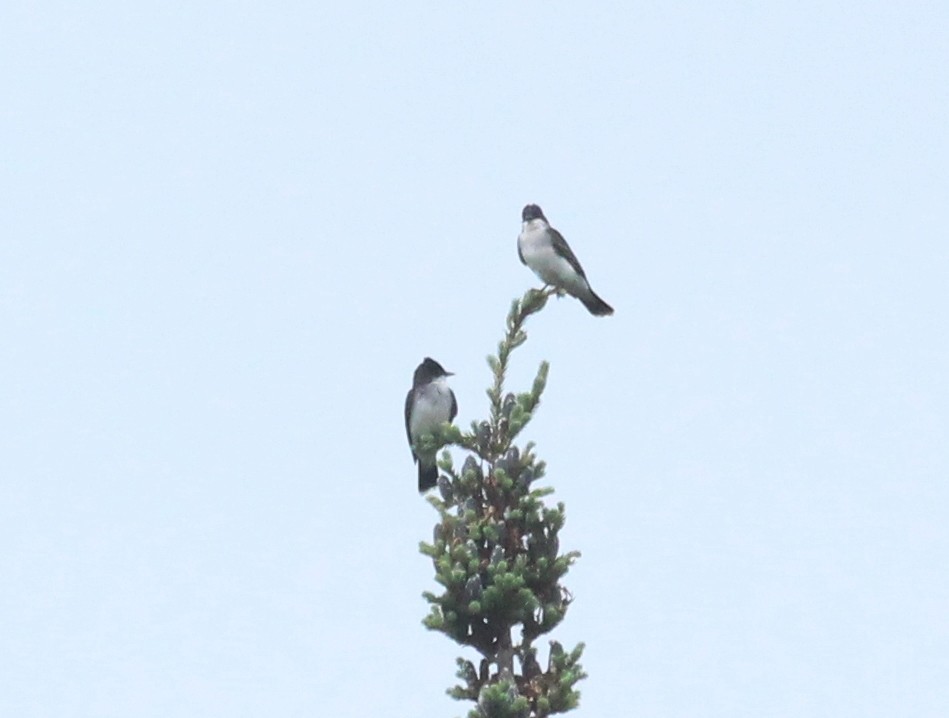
[419,287,587,717]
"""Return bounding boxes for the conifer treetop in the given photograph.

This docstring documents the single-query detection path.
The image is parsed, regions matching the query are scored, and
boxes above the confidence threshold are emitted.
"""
[418,288,587,718]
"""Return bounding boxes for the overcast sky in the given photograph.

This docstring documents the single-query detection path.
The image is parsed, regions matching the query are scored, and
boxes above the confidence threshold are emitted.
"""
[2,3,947,716]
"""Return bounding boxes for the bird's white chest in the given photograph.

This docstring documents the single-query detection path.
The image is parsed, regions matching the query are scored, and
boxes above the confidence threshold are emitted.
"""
[410,378,453,436]
[518,223,552,264]
[518,222,582,290]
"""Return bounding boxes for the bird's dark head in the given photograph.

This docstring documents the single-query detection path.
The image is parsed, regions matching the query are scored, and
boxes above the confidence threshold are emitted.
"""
[521,204,546,222]
[414,357,453,385]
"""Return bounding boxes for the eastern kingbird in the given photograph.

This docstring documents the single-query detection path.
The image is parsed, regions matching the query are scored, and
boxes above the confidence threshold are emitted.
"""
[405,357,458,492]
[517,204,614,316]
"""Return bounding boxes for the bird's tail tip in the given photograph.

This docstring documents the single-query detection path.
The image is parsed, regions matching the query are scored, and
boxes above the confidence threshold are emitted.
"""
[418,464,438,493]
[582,291,614,317]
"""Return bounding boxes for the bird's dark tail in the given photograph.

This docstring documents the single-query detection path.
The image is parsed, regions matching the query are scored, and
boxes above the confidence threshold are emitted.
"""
[580,289,614,316]
[418,463,438,492]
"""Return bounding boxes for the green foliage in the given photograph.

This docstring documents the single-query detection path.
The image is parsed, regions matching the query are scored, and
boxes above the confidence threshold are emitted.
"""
[418,288,587,717]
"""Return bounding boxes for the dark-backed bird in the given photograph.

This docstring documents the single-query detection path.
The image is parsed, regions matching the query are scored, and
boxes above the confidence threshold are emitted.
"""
[405,357,457,492]
[517,204,614,316]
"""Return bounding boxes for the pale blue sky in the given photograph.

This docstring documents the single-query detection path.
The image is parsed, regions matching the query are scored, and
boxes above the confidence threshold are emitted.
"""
[2,3,947,716]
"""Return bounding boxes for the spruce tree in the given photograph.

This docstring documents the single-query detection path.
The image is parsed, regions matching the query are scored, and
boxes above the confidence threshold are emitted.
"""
[417,288,587,717]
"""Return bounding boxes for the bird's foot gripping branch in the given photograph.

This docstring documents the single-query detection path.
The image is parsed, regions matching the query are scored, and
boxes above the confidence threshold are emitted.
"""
[418,288,587,718]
